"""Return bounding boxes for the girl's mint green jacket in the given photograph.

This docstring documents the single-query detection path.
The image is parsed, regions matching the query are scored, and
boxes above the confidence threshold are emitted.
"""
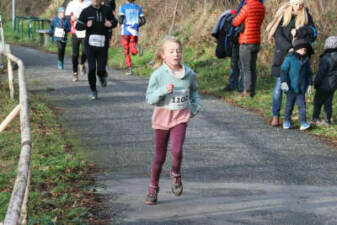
[146,63,202,115]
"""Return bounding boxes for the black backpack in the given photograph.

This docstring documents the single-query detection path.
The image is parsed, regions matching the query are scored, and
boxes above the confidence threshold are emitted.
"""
[213,14,242,59]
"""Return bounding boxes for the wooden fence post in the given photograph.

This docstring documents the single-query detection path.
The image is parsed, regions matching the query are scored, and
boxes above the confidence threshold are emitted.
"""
[19,168,31,225]
[6,45,15,99]
[0,105,21,133]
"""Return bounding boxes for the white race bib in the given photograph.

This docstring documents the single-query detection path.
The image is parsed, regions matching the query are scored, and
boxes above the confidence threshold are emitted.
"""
[75,30,86,38]
[54,27,65,38]
[163,89,190,110]
[88,35,105,47]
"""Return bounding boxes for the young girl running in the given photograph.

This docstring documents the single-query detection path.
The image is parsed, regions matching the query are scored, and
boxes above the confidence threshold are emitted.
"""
[49,7,71,70]
[145,36,202,205]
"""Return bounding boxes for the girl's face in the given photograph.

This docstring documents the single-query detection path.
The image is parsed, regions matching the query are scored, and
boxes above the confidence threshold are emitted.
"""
[161,41,182,69]
[292,3,304,12]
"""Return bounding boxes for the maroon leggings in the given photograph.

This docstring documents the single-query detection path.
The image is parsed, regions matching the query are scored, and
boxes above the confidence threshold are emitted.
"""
[150,123,187,187]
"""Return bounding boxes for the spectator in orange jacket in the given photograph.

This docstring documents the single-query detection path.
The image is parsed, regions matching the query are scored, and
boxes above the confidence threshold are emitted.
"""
[232,0,265,97]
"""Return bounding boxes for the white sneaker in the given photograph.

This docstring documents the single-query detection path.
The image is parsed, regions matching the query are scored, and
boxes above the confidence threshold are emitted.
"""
[72,72,79,82]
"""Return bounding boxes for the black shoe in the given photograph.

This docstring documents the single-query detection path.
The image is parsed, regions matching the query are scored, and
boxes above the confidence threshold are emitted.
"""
[100,77,107,88]
[223,86,235,92]
[310,118,319,125]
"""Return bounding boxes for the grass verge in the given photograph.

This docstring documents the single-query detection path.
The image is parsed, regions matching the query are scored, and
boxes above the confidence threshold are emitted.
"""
[0,80,105,224]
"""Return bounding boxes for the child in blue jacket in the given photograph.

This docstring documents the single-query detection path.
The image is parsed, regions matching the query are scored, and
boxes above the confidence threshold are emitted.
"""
[280,38,313,130]
[49,7,71,69]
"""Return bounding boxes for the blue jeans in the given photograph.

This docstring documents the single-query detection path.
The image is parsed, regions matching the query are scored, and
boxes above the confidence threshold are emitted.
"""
[272,77,283,117]
[284,92,307,123]
[227,44,243,91]
[228,62,243,91]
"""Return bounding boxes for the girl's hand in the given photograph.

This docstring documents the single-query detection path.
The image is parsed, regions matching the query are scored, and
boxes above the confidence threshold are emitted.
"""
[166,84,174,93]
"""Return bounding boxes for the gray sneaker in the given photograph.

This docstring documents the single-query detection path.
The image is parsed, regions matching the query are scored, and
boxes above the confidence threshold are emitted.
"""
[125,67,133,76]
[89,91,98,100]
[170,171,183,196]
[145,185,159,205]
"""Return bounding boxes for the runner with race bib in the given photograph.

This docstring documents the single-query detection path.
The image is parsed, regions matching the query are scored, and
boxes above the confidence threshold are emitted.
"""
[119,0,146,75]
[65,0,91,81]
[76,0,118,100]
[49,7,71,70]
[145,36,202,205]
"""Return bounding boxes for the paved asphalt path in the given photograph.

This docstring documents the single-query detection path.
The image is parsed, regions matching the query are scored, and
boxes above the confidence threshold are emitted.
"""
[11,45,337,225]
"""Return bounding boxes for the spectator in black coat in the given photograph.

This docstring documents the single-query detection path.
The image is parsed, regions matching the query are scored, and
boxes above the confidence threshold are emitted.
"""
[266,0,316,127]
[312,36,337,125]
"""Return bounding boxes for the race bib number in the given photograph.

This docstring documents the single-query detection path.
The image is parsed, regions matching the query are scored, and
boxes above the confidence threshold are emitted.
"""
[54,27,65,38]
[89,35,105,47]
[163,89,190,110]
[75,30,86,38]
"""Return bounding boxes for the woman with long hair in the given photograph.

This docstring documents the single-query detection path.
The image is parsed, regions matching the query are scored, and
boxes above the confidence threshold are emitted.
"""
[266,0,316,126]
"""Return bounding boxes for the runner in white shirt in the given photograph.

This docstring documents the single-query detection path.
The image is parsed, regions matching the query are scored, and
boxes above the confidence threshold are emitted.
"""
[65,0,91,82]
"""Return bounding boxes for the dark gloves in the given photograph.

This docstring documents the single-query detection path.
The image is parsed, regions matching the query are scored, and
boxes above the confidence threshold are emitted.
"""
[118,15,124,25]
[139,16,146,27]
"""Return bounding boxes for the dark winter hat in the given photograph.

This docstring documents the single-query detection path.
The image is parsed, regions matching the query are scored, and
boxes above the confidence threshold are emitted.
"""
[324,36,337,50]
[293,38,314,55]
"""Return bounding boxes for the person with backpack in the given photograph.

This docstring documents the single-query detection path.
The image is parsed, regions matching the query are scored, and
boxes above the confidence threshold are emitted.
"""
[311,36,337,125]
[266,0,316,126]
[232,0,265,97]
[119,0,146,75]
[212,9,243,92]
[49,7,71,70]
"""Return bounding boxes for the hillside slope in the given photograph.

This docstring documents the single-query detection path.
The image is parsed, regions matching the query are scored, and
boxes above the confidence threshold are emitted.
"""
[0,0,53,17]
[113,0,336,69]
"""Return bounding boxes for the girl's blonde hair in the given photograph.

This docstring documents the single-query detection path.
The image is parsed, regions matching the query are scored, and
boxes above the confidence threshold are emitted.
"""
[154,36,182,68]
[282,4,308,28]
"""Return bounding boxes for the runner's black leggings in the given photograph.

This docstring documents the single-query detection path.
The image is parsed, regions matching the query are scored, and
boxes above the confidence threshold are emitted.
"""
[86,45,107,92]
[71,35,86,73]
[56,41,66,62]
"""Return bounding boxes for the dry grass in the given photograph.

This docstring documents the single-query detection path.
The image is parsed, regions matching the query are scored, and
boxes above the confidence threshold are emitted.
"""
[115,0,336,73]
